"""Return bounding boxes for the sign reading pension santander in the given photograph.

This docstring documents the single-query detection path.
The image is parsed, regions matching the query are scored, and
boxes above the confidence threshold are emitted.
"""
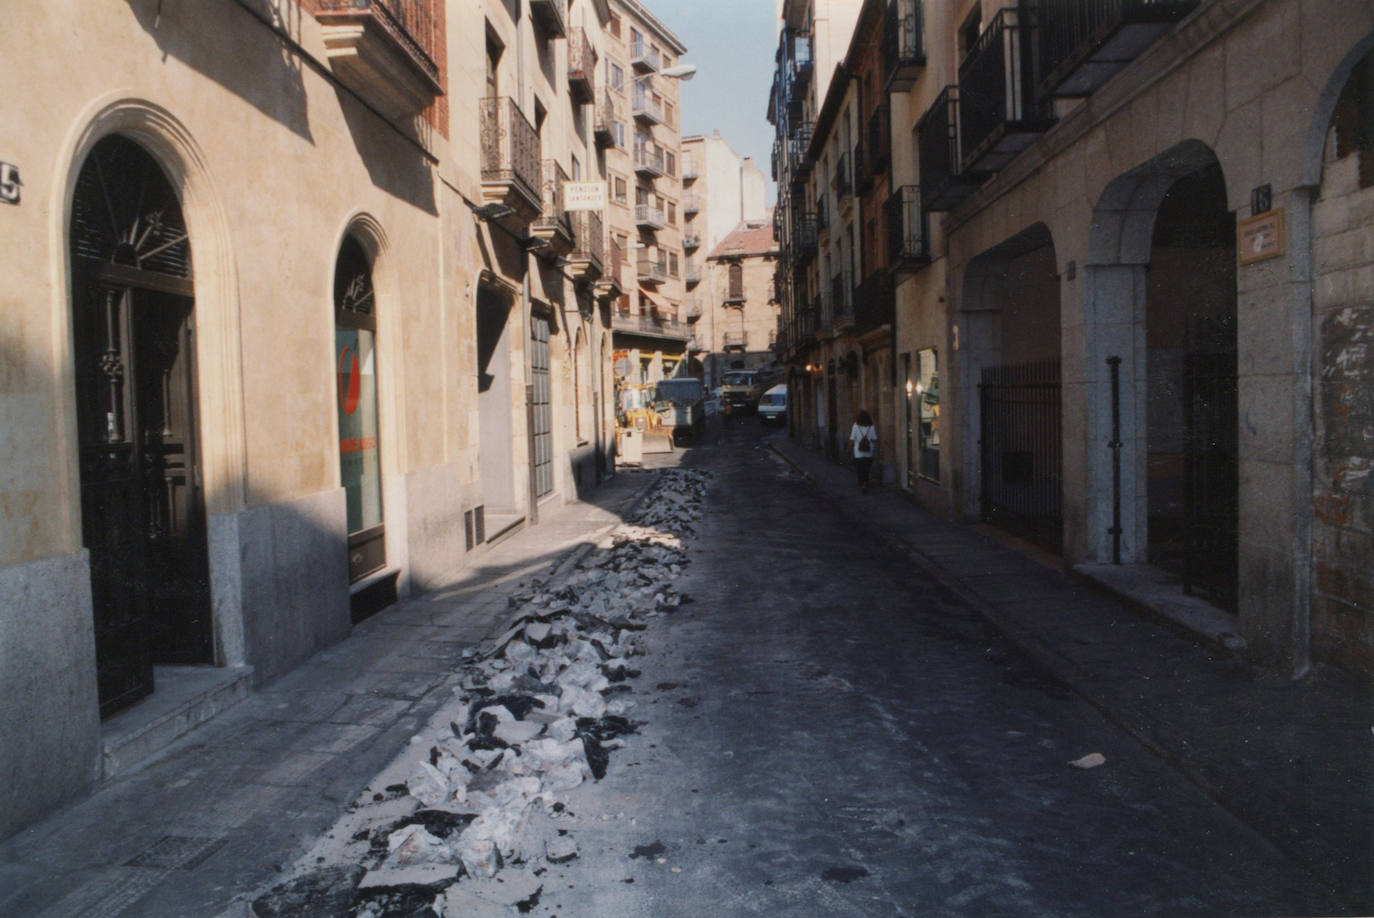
[562,181,606,211]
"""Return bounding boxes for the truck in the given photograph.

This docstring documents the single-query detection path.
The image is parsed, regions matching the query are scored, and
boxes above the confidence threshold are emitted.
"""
[719,369,764,415]
[654,377,706,443]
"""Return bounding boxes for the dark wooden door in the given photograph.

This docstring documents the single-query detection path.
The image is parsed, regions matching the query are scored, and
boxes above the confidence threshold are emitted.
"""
[71,135,211,717]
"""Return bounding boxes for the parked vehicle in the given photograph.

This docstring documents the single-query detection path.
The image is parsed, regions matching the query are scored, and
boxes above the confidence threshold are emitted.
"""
[757,384,787,425]
[719,369,763,415]
[655,377,706,443]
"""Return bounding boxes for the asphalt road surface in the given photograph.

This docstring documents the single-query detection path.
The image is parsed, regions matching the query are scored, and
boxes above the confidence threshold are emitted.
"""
[531,418,1339,917]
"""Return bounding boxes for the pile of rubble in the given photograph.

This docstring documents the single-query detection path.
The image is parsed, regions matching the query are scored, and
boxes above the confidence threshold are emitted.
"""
[252,469,709,918]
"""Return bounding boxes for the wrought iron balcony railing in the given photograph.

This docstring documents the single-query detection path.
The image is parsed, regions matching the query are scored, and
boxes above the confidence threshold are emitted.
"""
[682,194,701,215]
[682,155,699,181]
[886,185,930,271]
[1037,0,1199,99]
[568,210,604,279]
[480,96,541,218]
[631,39,660,73]
[789,31,814,91]
[634,143,664,177]
[531,160,574,256]
[594,90,623,147]
[958,6,1052,174]
[634,204,665,230]
[793,213,818,261]
[683,233,701,250]
[830,270,854,325]
[917,85,984,211]
[568,28,596,105]
[637,257,668,283]
[632,87,664,124]
[723,331,748,349]
[882,0,925,91]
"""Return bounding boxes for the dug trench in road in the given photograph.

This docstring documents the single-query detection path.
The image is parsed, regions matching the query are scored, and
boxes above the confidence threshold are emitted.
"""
[526,423,1341,918]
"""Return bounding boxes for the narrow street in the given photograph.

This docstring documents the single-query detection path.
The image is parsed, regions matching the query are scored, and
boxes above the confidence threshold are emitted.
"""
[504,421,1343,917]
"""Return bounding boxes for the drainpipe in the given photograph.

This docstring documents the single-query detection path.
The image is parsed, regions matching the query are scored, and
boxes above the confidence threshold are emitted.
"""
[1107,355,1122,565]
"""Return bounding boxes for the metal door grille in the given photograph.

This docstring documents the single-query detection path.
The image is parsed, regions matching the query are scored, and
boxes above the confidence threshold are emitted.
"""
[1183,350,1238,611]
[531,317,553,498]
[979,358,1062,551]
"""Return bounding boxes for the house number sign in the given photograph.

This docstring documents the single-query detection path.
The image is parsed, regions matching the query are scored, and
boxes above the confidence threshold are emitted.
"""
[0,162,20,204]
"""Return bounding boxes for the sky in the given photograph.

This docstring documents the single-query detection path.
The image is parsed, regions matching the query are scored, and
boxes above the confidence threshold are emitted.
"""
[647,0,779,202]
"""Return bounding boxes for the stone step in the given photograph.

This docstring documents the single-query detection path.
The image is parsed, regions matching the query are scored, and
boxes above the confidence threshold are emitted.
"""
[100,664,254,780]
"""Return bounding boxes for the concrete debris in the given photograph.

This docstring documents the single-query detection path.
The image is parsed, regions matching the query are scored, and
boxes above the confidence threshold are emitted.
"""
[1070,752,1106,769]
[358,862,459,889]
[260,469,709,908]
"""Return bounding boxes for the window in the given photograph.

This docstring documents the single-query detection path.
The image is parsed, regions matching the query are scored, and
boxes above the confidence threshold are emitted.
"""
[612,175,627,204]
[728,262,744,300]
[571,155,581,181]
[612,122,625,148]
[609,15,621,38]
[665,151,676,176]
[667,202,677,225]
[609,63,624,92]
[664,101,676,129]
[959,8,982,60]
[635,185,649,206]
[485,34,502,98]
[614,233,630,262]
[669,252,680,277]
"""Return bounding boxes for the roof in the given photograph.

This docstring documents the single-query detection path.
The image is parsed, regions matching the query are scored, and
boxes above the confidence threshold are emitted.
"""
[708,210,780,260]
[612,0,688,54]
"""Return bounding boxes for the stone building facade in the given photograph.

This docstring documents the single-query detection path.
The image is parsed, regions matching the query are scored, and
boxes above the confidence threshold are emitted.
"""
[697,215,782,384]
[772,0,1374,676]
[0,0,645,839]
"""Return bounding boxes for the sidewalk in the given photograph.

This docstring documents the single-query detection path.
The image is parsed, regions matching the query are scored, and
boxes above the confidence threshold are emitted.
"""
[770,435,1373,911]
[0,471,657,918]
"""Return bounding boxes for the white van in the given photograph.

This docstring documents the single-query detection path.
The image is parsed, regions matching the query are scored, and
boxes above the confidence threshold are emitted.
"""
[757,384,787,425]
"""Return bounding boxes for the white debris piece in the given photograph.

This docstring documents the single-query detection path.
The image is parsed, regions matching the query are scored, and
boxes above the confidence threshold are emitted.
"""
[406,762,452,808]
[358,863,459,889]
[385,825,451,867]
[493,719,542,745]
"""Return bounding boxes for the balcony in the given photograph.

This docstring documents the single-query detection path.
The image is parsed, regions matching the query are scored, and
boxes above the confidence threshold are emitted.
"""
[683,233,701,251]
[958,7,1053,173]
[631,39,660,73]
[634,203,665,230]
[793,121,816,175]
[634,143,664,178]
[816,196,829,231]
[566,210,604,283]
[611,310,688,341]
[833,152,852,199]
[567,28,596,105]
[528,0,567,38]
[868,103,890,176]
[685,262,701,285]
[315,0,443,121]
[682,155,700,182]
[685,299,702,322]
[637,256,668,284]
[595,235,624,301]
[883,0,925,91]
[917,86,985,211]
[854,271,895,333]
[723,331,748,351]
[886,186,930,272]
[530,160,575,258]
[632,88,663,124]
[682,194,701,216]
[792,213,818,262]
[480,97,542,225]
[594,90,623,147]
[1038,0,1199,98]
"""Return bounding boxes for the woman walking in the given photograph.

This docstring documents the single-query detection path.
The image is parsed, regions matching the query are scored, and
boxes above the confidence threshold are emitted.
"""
[849,410,878,493]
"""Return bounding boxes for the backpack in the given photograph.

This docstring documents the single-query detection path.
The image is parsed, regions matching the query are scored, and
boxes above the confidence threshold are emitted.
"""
[858,428,872,452]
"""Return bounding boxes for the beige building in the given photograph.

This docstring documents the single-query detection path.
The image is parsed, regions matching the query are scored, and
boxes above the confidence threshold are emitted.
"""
[773,0,1374,677]
[696,214,782,384]
[601,0,692,385]
[0,0,635,839]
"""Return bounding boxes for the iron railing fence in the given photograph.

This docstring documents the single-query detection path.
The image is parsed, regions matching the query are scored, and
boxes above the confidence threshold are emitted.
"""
[979,357,1063,552]
[480,97,541,201]
[318,0,439,82]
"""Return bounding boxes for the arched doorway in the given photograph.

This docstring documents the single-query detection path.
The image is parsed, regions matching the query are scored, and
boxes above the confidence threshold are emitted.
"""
[961,225,1062,552]
[70,135,211,717]
[1145,163,1237,610]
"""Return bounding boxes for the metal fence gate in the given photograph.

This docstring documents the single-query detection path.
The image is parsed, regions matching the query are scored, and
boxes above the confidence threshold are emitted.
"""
[979,358,1062,551]
[1183,350,1238,611]
[530,316,553,499]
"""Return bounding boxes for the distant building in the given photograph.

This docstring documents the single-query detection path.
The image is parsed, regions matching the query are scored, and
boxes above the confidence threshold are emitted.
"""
[697,214,782,387]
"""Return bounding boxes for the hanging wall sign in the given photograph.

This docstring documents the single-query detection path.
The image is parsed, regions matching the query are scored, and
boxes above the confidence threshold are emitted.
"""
[1238,209,1283,265]
[563,181,607,211]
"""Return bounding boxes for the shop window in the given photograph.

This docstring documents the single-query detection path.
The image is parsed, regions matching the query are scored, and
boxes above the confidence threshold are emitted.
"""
[335,236,385,581]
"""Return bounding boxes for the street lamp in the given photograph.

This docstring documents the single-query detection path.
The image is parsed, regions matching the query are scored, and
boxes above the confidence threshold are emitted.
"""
[633,63,696,84]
